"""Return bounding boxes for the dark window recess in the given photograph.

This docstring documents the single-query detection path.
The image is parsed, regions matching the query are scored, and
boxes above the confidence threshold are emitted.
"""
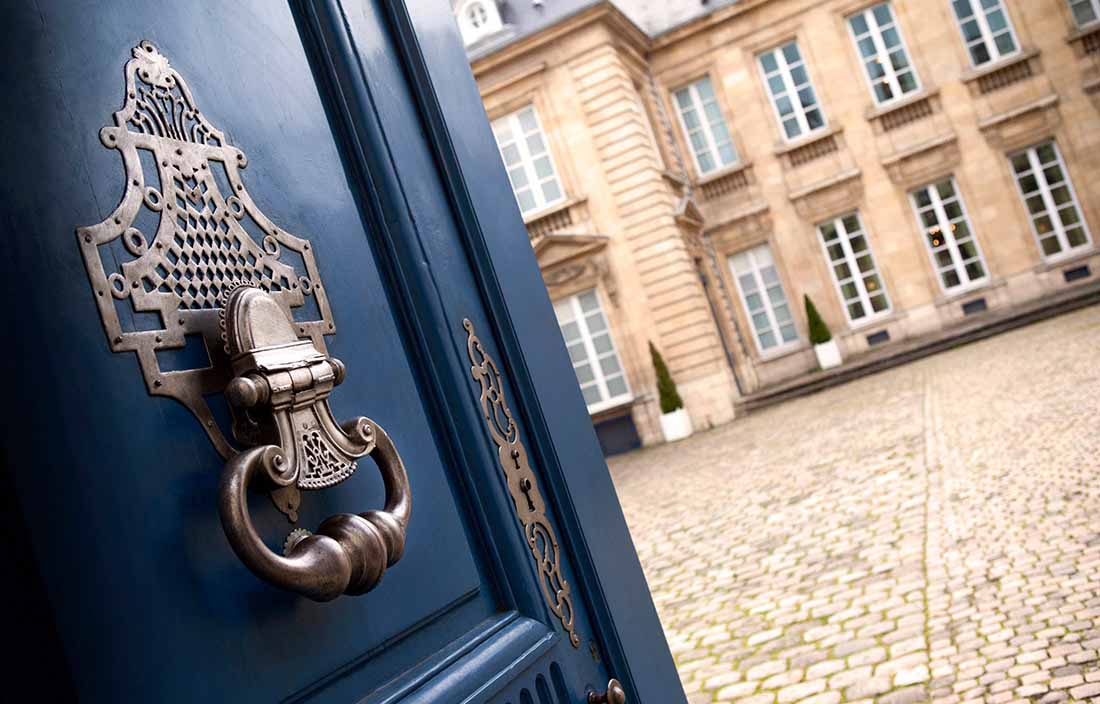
[866,330,890,346]
[961,298,988,315]
[594,412,642,456]
[1063,265,1091,283]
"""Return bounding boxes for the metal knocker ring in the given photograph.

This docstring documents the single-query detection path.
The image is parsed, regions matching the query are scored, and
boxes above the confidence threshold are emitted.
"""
[215,286,411,602]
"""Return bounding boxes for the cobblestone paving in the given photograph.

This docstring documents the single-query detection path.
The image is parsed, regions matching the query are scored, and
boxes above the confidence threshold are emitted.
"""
[609,306,1100,704]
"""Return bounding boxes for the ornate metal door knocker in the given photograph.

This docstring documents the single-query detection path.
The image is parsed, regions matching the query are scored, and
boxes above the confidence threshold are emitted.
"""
[220,286,411,602]
[76,42,410,602]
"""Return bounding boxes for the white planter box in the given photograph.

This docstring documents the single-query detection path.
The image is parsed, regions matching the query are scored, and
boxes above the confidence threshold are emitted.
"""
[814,338,842,370]
[659,407,693,443]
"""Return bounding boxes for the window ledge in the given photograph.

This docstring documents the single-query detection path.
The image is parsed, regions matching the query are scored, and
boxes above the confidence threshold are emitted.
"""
[1036,245,1099,273]
[773,125,842,157]
[932,277,1004,307]
[522,196,582,225]
[844,309,897,332]
[757,341,810,363]
[696,161,752,187]
[1066,23,1100,58]
[864,87,940,121]
[588,396,636,419]
[959,49,1039,84]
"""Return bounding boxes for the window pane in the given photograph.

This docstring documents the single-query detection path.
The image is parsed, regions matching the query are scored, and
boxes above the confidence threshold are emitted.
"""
[730,245,797,351]
[970,43,991,65]
[676,77,738,175]
[1013,142,1092,258]
[819,212,890,320]
[541,180,562,204]
[493,106,563,214]
[606,377,629,398]
[555,289,629,409]
[599,356,621,377]
[762,42,825,139]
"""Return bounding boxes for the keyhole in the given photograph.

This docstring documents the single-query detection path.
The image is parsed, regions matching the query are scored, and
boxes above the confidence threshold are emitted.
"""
[520,477,536,512]
[512,449,536,512]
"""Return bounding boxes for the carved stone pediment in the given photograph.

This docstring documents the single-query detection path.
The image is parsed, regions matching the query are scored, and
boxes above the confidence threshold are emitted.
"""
[788,168,864,222]
[534,232,608,269]
[881,134,961,189]
[534,233,619,304]
[673,196,704,229]
[978,93,1061,152]
[705,205,772,253]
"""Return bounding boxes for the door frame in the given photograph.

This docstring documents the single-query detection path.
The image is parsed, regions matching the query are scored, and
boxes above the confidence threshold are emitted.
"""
[370,3,686,703]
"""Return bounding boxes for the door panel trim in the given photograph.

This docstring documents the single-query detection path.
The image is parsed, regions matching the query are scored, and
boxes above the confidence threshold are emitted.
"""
[375,3,687,703]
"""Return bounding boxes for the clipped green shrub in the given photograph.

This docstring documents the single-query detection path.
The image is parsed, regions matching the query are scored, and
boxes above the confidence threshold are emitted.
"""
[649,341,684,414]
[804,294,832,345]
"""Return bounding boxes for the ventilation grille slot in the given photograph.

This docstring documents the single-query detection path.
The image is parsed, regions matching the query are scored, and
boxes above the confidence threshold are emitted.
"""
[866,330,891,346]
[1064,264,1091,283]
[491,660,574,704]
[962,297,988,315]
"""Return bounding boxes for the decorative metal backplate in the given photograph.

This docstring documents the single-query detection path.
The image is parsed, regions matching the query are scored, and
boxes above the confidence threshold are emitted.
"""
[76,41,334,458]
[464,319,580,648]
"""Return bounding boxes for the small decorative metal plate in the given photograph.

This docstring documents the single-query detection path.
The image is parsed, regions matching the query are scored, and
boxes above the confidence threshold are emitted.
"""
[77,42,334,458]
[464,319,580,647]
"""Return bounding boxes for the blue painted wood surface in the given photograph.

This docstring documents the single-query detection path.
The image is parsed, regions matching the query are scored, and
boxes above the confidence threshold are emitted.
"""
[0,1,685,702]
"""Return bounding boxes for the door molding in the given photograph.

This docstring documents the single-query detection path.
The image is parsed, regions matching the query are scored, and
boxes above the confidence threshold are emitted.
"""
[372,3,686,703]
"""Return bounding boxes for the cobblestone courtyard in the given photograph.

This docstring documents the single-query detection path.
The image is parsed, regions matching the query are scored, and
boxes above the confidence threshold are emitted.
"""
[609,306,1100,704]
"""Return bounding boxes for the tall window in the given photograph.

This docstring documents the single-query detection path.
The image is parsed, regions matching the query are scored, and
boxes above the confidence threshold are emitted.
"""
[951,0,1018,66]
[491,106,564,216]
[553,290,631,412]
[729,245,799,353]
[1069,0,1100,27]
[1010,141,1092,259]
[672,77,738,175]
[758,41,826,141]
[818,212,891,323]
[910,178,988,291]
[848,3,920,104]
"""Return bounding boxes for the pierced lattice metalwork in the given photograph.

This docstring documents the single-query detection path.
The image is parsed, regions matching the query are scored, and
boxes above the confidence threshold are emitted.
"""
[77,41,334,458]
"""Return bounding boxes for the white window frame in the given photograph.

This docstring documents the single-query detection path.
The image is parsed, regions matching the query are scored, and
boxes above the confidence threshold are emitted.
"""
[553,289,632,414]
[728,245,800,356]
[757,40,827,142]
[847,2,922,106]
[1010,141,1093,262]
[456,0,503,46]
[909,178,990,293]
[671,76,739,176]
[1069,0,1100,27]
[491,105,566,217]
[817,212,892,327]
[951,0,1020,67]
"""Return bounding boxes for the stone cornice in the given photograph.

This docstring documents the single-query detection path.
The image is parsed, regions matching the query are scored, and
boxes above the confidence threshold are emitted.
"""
[470,2,649,78]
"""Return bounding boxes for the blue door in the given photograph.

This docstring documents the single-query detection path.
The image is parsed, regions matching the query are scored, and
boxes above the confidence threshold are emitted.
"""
[0,1,684,703]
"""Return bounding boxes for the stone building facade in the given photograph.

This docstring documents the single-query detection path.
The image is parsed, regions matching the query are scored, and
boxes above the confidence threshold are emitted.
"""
[457,0,1100,452]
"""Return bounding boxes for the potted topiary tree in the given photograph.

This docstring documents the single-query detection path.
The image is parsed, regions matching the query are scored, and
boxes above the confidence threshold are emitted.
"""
[805,294,841,370]
[650,342,693,442]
